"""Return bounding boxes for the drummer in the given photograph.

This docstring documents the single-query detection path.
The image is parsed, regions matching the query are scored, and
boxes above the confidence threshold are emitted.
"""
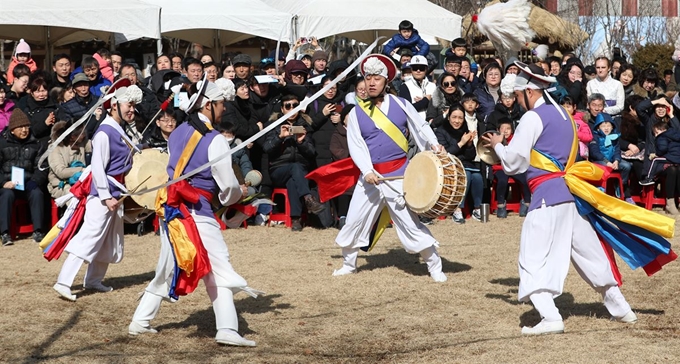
[53,82,143,301]
[331,54,448,282]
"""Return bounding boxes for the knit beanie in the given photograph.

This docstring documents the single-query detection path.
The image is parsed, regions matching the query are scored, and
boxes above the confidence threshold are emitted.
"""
[16,39,31,55]
[312,51,328,63]
[8,109,30,130]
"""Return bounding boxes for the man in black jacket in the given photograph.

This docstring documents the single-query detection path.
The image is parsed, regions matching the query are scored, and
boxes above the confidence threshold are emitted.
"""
[57,73,101,138]
[0,109,47,245]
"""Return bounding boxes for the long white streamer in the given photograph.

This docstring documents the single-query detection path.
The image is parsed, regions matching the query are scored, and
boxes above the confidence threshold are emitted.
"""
[123,38,383,198]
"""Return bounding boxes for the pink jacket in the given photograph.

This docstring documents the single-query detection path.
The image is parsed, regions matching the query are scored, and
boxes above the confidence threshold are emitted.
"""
[93,53,114,83]
[573,112,592,158]
[6,57,38,84]
[0,99,16,131]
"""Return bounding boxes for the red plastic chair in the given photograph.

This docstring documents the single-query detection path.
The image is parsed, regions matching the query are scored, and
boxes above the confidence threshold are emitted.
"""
[593,165,625,200]
[9,199,60,239]
[268,188,293,228]
[490,165,523,214]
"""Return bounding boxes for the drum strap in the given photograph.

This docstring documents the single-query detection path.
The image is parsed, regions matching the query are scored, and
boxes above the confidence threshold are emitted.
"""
[356,98,408,153]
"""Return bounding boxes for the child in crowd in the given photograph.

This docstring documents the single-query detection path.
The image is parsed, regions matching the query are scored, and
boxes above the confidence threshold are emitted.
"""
[652,121,680,215]
[6,39,38,85]
[383,20,430,59]
[93,49,114,83]
[493,118,531,217]
[444,38,474,64]
[561,96,592,160]
[218,121,253,187]
[588,113,634,203]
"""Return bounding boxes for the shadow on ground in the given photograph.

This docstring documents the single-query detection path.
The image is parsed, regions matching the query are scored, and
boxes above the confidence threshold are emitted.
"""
[332,248,472,277]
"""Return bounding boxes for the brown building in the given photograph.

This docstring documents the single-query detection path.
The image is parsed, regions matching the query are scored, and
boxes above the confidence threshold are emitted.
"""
[542,0,678,17]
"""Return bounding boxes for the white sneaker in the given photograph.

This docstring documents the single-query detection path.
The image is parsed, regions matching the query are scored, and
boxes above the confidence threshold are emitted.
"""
[332,265,356,276]
[83,282,113,292]
[53,284,76,302]
[521,320,565,335]
[253,213,269,226]
[128,321,158,336]
[615,311,638,323]
[430,271,447,282]
[215,330,256,347]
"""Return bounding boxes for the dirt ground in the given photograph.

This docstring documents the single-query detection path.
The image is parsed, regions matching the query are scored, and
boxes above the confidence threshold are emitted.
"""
[1,214,679,363]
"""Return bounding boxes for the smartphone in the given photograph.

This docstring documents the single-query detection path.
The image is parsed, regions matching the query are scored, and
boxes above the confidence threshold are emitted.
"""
[289,125,306,134]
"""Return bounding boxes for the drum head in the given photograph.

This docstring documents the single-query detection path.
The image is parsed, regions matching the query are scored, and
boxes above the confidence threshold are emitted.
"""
[403,151,444,213]
[125,149,170,209]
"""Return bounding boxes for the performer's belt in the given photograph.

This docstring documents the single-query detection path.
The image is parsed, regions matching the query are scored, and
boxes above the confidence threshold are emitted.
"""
[528,171,565,193]
[112,174,124,184]
[373,157,407,175]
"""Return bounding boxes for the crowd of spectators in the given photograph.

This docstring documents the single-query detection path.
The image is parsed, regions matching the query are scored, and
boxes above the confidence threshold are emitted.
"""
[1,27,678,244]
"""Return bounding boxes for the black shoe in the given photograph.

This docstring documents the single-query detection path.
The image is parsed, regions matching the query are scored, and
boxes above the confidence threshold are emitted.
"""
[291,218,303,232]
[338,217,346,230]
[2,233,13,246]
[419,216,434,225]
[639,178,655,186]
[519,203,530,217]
[304,195,326,215]
[496,204,508,218]
[32,231,45,243]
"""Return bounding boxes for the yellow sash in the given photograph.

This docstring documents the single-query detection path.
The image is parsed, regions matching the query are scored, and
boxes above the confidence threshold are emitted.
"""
[357,97,408,153]
[155,124,214,275]
[529,113,674,239]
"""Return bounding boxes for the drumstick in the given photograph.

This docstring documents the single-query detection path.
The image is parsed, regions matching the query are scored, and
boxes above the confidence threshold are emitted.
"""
[377,176,404,181]
[118,175,152,203]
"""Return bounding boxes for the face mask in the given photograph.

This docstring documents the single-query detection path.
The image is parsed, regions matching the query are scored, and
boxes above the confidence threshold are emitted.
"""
[403,75,413,81]
[225,137,234,143]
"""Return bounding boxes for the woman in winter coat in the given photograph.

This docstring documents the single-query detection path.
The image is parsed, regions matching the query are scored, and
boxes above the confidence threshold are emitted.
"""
[435,103,483,224]
[47,121,88,199]
[0,85,14,132]
[557,60,587,109]
[426,72,463,129]
[22,76,58,147]
[619,95,646,182]
[474,62,503,119]
[222,77,260,140]
[309,76,345,167]
[616,64,638,98]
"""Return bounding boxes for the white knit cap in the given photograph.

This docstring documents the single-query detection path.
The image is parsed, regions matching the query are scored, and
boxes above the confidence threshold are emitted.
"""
[111,85,143,104]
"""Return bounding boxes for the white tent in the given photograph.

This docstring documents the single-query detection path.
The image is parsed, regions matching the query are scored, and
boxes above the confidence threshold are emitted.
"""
[143,0,290,49]
[263,0,461,44]
[0,0,161,47]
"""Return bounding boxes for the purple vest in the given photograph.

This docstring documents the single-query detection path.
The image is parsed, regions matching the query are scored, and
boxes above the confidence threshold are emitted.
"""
[526,103,575,211]
[355,97,409,177]
[90,124,133,198]
[167,122,219,218]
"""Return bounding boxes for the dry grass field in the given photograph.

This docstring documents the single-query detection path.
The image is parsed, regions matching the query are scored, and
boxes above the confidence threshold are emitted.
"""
[1,214,679,363]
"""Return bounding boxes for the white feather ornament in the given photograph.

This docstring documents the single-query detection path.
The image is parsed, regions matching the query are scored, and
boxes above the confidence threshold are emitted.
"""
[476,0,534,61]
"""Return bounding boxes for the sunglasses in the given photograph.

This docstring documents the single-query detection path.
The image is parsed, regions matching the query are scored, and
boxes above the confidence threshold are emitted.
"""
[412,66,428,72]
[442,81,456,88]
[283,102,300,110]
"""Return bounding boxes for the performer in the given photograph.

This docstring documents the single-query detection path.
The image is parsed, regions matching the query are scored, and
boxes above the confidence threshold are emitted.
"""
[52,82,143,301]
[129,78,260,347]
[483,62,676,335]
[329,54,447,282]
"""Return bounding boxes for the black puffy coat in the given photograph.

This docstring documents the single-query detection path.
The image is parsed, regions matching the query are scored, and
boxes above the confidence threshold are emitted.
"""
[223,97,259,140]
[308,93,345,167]
[0,130,47,187]
[262,113,316,171]
[23,96,59,145]
[435,121,479,170]
[484,102,523,132]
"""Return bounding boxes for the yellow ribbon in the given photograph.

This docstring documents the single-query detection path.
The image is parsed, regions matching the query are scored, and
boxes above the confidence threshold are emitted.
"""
[529,113,674,239]
[357,98,409,153]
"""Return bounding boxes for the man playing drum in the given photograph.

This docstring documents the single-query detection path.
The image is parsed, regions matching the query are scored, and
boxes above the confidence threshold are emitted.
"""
[483,62,648,335]
[53,83,143,301]
[129,78,260,347]
[331,54,448,282]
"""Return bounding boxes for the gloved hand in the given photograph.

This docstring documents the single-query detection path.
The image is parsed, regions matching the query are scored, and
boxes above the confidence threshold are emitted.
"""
[69,171,83,185]
[69,160,86,168]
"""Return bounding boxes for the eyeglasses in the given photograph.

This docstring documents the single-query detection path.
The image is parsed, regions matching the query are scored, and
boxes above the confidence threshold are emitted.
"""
[283,102,300,110]
[442,81,456,88]
[412,66,428,72]
[159,118,176,124]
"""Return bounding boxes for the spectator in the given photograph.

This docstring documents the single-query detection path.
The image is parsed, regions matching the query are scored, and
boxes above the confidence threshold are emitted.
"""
[585,93,607,130]
[52,85,75,105]
[633,68,664,100]
[588,113,633,202]
[0,84,15,132]
[22,76,58,147]
[344,77,367,106]
[586,57,625,115]
[71,56,112,97]
[0,109,46,245]
[50,54,72,91]
[298,53,313,72]
[619,95,646,183]
[248,70,280,126]
[547,56,561,77]
[232,54,252,81]
[223,77,259,140]
[118,64,162,129]
[493,118,531,218]
[286,37,322,63]
[505,58,520,75]
[561,96,592,161]
[457,58,480,94]
[221,63,235,80]
[653,121,680,215]
[218,121,252,177]
[111,51,123,77]
[262,94,324,231]
[398,55,435,119]
[584,65,597,82]
[47,121,87,199]
[443,56,462,78]
[7,64,31,102]
[611,57,626,80]
[427,72,463,128]
[435,103,482,223]
[282,60,309,101]
[142,108,176,151]
[168,52,184,74]
[616,63,637,98]
[557,60,587,109]
[56,73,100,134]
[636,95,680,183]
[204,61,219,82]
[661,69,675,92]
[383,20,430,58]
[183,57,204,83]
[310,51,329,77]
[200,54,214,64]
[6,39,37,85]
[155,54,172,72]
[474,62,503,119]
[484,74,523,132]
[309,76,344,167]
[93,49,114,83]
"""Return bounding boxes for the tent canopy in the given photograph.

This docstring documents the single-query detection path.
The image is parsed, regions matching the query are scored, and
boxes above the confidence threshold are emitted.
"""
[263,0,461,44]
[0,0,160,47]
[143,0,290,47]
